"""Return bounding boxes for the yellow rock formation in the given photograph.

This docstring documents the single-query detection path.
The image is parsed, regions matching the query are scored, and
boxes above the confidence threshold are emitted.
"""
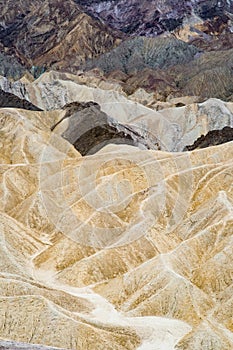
[0,103,232,349]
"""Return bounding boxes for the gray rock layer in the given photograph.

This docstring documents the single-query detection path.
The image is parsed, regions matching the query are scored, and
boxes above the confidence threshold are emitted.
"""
[53,101,159,155]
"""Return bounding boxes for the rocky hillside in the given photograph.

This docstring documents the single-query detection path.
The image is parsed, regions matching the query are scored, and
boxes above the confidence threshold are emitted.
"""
[0,50,27,79]
[0,0,231,80]
[0,0,122,73]
[75,0,233,36]
[83,36,199,74]
[0,70,233,152]
[0,2,232,350]
[83,40,233,101]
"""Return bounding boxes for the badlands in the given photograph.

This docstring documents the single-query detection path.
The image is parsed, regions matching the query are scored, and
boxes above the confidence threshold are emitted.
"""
[0,71,233,350]
[0,0,233,349]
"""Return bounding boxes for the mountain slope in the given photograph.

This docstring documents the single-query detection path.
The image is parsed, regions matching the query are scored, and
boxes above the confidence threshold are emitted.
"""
[83,36,199,74]
[75,0,233,36]
[0,3,232,349]
[82,42,233,101]
[0,0,122,72]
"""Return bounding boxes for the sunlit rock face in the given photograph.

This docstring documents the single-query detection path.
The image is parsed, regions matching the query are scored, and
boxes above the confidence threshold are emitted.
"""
[0,89,233,349]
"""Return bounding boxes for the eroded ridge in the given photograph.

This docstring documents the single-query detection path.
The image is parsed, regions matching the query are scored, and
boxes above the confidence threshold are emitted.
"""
[0,106,233,349]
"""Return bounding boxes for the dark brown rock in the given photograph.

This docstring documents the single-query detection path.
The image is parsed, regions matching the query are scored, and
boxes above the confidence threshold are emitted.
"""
[184,126,233,151]
[0,89,42,111]
[0,0,123,72]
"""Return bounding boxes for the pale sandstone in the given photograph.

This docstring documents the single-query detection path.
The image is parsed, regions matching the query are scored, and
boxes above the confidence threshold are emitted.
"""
[0,72,233,153]
[0,105,233,349]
